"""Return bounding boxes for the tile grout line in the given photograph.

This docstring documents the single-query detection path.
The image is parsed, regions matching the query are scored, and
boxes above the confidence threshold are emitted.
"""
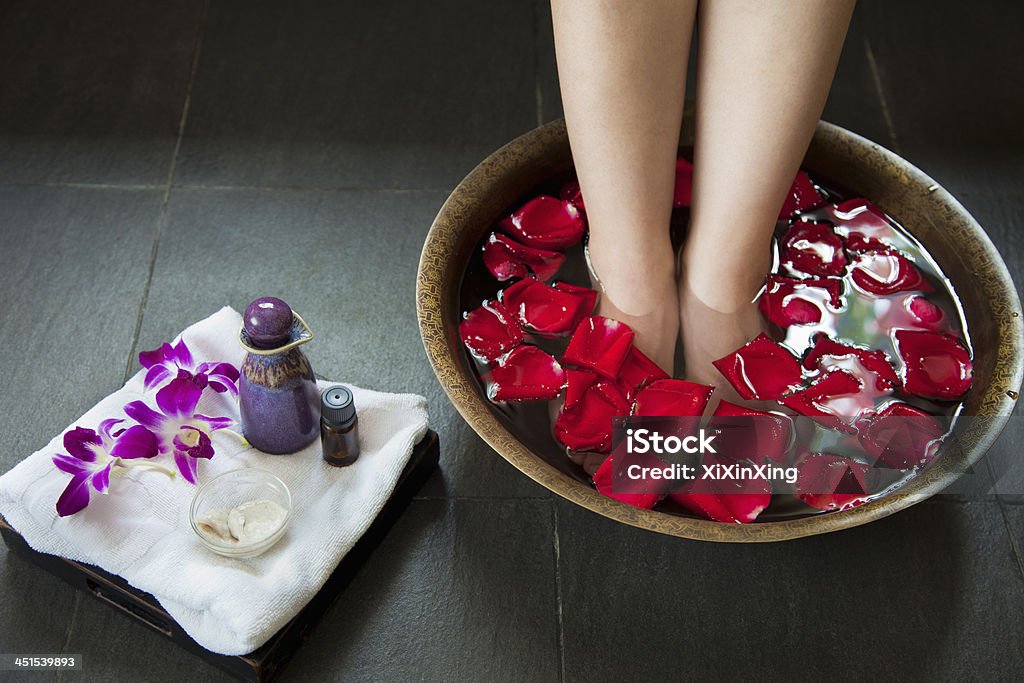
[121,0,210,385]
[52,593,81,683]
[863,33,901,156]
[984,456,1024,581]
[552,500,566,683]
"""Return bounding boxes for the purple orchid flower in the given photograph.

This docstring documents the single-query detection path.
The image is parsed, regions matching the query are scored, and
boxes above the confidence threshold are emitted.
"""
[139,339,240,396]
[52,419,159,517]
[124,377,236,485]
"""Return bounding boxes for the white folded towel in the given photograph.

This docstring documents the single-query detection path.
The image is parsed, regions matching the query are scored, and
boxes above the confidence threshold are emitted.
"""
[0,307,430,655]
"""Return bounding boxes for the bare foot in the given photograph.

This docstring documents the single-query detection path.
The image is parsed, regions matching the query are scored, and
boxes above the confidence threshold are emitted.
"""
[678,246,770,405]
[586,239,678,375]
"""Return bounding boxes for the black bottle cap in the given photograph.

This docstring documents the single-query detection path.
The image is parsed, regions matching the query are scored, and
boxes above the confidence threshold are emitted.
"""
[321,385,356,426]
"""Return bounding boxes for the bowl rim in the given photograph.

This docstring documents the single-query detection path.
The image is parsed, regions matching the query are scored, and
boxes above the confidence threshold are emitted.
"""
[189,467,293,553]
[416,118,1024,542]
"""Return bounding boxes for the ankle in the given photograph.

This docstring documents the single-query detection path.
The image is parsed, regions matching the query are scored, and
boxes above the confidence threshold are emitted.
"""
[587,240,676,315]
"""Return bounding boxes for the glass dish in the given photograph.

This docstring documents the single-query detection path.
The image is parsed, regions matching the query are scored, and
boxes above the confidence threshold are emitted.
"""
[189,468,292,558]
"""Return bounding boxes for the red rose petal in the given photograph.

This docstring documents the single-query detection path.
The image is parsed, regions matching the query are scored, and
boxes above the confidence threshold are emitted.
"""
[709,400,791,465]
[593,453,662,509]
[499,195,585,250]
[779,370,865,433]
[564,368,599,409]
[779,221,847,277]
[671,451,772,523]
[758,275,843,328]
[858,401,944,470]
[459,299,524,363]
[670,491,739,523]
[802,333,900,392]
[894,330,973,400]
[712,333,803,401]
[673,157,693,209]
[559,180,586,217]
[551,281,598,317]
[778,170,825,220]
[484,345,564,402]
[907,295,945,327]
[481,232,566,282]
[563,316,636,380]
[796,453,875,511]
[555,378,630,453]
[632,379,714,417]
[501,278,594,337]
[827,199,898,253]
[615,346,669,402]
[850,249,931,296]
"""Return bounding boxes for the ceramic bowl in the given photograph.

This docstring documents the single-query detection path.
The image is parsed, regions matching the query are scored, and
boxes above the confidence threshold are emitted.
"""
[416,118,1023,541]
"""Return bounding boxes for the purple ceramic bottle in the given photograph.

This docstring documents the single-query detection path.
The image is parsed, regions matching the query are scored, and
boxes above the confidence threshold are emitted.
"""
[238,297,320,454]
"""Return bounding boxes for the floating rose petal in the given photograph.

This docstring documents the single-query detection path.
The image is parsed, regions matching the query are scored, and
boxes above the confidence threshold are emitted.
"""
[551,281,598,316]
[555,377,630,453]
[563,316,636,380]
[758,275,843,327]
[802,333,900,392]
[632,379,713,417]
[894,329,973,400]
[484,346,564,402]
[564,368,598,409]
[671,451,772,523]
[712,333,803,401]
[615,346,669,402]
[858,401,944,470]
[499,195,585,250]
[826,198,898,252]
[481,232,566,282]
[673,157,693,208]
[708,400,791,465]
[501,278,594,337]
[593,452,663,509]
[850,249,931,296]
[907,295,945,328]
[559,180,586,217]
[778,170,825,220]
[779,370,864,433]
[796,453,875,511]
[779,221,847,276]
[459,299,524,363]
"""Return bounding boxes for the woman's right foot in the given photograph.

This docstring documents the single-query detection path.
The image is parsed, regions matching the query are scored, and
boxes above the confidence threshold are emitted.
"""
[586,239,679,375]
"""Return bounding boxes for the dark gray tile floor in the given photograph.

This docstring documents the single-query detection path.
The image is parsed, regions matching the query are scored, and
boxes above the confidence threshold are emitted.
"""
[0,1,1021,681]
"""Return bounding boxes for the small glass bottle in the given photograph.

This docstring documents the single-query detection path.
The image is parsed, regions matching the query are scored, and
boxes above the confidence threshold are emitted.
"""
[321,385,360,467]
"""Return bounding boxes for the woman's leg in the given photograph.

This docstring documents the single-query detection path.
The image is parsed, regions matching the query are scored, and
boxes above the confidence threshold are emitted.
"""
[681,0,855,384]
[552,0,698,374]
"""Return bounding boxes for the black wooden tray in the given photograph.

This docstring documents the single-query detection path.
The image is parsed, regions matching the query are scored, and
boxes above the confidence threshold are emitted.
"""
[1,430,439,683]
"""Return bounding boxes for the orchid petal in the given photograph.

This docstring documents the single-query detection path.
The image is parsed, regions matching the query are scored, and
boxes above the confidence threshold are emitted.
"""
[56,473,92,517]
[52,454,90,476]
[174,450,199,485]
[138,344,171,369]
[143,365,172,391]
[156,377,202,418]
[171,339,194,368]
[97,418,125,442]
[195,414,235,431]
[91,464,112,494]
[63,427,102,462]
[123,401,167,432]
[174,426,215,460]
[109,425,159,460]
